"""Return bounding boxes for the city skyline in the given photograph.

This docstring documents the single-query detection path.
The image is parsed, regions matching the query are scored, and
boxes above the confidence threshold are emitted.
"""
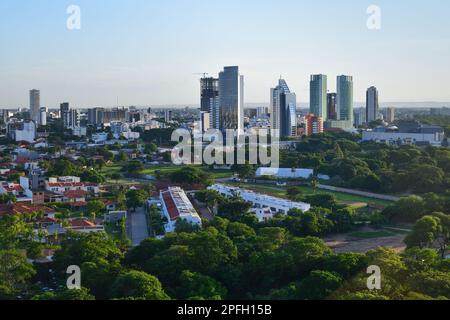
[1,0,450,107]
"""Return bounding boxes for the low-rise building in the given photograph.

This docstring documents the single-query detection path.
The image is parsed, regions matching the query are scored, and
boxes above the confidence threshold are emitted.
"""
[256,167,314,179]
[104,210,127,223]
[45,176,100,195]
[159,187,202,233]
[362,122,445,146]
[7,120,36,143]
[208,184,311,221]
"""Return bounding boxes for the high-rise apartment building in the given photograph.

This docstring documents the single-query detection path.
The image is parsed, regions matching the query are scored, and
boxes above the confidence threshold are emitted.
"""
[200,77,219,113]
[327,93,337,120]
[60,103,79,129]
[305,113,324,136]
[310,75,327,119]
[386,107,395,123]
[336,75,353,122]
[209,96,220,130]
[39,107,47,126]
[87,107,127,126]
[29,89,40,125]
[366,86,379,123]
[354,107,366,127]
[218,66,244,133]
[270,78,297,137]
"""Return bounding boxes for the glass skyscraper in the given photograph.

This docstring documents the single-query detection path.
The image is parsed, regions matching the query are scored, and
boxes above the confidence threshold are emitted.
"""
[310,75,327,119]
[270,79,297,137]
[366,86,379,123]
[336,75,353,122]
[29,89,40,125]
[218,66,244,133]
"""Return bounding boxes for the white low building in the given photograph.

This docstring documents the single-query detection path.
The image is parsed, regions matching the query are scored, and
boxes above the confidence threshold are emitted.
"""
[7,120,36,143]
[362,130,444,146]
[208,184,311,221]
[159,187,202,233]
[256,167,314,179]
[45,176,100,195]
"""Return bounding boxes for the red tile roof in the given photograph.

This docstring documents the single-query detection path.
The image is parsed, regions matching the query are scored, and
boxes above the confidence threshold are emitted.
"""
[69,219,96,227]
[63,190,87,199]
[0,203,55,217]
[161,190,180,221]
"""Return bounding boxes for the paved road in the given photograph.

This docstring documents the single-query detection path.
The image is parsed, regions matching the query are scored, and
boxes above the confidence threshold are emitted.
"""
[127,207,149,247]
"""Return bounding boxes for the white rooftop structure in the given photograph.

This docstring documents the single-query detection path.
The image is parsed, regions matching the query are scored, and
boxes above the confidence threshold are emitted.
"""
[256,167,314,179]
[160,187,202,233]
[209,184,311,221]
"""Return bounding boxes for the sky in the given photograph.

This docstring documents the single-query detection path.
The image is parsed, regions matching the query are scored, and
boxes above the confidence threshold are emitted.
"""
[0,0,449,108]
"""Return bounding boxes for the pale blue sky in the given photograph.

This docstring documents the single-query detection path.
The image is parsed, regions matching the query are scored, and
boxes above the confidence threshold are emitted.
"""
[0,0,449,108]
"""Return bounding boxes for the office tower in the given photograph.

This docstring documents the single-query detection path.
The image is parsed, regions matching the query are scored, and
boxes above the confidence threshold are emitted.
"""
[386,107,395,123]
[60,102,69,118]
[60,103,70,128]
[29,89,40,125]
[39,107,47,126]
[256,107,268,118]
[354,107,366,127]
[218,66,244,133]
[305,113,324,136]
[310,75,327,119]
[164,110,173,123]
[200,77,219,113]
[366,86,379,123]
[327,93,337,120]
[336,75,353,122]
[270,78,297,137]
[209,96,220,129]
[88,107,102,126]
[61,103,79,129]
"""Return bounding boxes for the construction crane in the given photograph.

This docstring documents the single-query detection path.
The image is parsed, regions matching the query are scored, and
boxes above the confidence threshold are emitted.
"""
[193,72,210,78]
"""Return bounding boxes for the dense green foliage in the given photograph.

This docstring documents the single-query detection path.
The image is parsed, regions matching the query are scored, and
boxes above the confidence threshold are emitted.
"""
[281,132,450,194]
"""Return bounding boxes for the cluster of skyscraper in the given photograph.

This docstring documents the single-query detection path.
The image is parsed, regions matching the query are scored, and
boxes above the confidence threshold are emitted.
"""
[200,66,244,134]
[309,75,354,123]
[200,68,298,138]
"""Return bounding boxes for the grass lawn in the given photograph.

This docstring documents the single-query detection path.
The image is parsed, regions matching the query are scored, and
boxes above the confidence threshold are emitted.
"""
[141,165,234,179]
[100,165,122,176]
[226,182,394,207]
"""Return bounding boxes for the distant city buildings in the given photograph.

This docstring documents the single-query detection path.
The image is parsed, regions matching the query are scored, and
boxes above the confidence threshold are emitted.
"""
[110,121,140,140]
[7,120,36,143]
[39,107,47,126]
[385,107,396,123]
[362,121,445,146]
[366,86,379,123]
[87,107,128,126]
[270,78,297,137]
[164,110,173,123]
[336,75,353,122]
[60,103,80,129]
[430,107,450,116]
[310,75,327,119]
[354,107,366,127]
[29,89,40,126]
